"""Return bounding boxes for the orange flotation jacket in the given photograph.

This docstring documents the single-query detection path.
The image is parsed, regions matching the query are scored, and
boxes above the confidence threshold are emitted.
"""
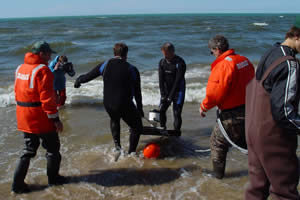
[15,52,58,134]
[201,49,255,111]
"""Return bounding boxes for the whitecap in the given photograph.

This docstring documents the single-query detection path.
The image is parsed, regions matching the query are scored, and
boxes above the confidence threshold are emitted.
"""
[0,86,15,107]
[1,67,209,108]
[253,22,269,26]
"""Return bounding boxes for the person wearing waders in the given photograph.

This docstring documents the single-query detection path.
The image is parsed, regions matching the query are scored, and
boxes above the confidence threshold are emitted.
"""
[199,35,255,179]
[245,17,300,200]
[74,43,144,156]
[12,41,66,194]
[158,42,186,132]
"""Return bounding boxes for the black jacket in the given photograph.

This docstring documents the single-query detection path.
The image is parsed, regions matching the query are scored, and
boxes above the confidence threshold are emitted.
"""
[256,43,300,132]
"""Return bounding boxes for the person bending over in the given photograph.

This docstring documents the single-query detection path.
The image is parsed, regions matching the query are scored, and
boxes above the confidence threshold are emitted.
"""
[74,43,143,154]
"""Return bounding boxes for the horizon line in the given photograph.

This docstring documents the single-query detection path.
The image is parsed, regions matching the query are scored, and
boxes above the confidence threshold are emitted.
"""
[0,12,298,20]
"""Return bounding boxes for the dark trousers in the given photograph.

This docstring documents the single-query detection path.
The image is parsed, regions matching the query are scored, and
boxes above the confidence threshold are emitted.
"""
[160,102,184,131]
[245,131,299,200]
[105,102,143,153]
[12,132,61,190]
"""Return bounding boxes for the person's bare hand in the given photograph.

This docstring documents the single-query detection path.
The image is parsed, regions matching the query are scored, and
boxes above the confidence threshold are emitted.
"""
[54,121,63,132]
[199,107,206,118]
[54,62,60,70]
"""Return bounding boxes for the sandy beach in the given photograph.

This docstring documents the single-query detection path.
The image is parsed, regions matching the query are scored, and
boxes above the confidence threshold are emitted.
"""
[0,103,255,200]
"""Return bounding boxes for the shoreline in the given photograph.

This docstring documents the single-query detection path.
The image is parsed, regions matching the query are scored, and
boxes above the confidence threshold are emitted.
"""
[2,102,299,199]
[0,103,251,199]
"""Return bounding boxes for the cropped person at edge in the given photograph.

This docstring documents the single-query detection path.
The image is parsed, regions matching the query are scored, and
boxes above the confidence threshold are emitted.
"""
[245,17,300,200]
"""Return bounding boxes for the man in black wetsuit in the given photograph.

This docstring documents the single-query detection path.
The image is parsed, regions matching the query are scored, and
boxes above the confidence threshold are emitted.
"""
[159,42,186,132]
[74,43,144,154]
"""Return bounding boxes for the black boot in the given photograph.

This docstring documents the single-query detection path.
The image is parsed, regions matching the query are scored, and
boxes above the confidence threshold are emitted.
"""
[48,175,68,186]
[212,161,225,179]
[11,158,31,194]
[47,153,67,186]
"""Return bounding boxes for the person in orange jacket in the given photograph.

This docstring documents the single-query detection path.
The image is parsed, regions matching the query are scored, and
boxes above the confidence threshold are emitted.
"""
[199,35,255,179]
[12,41,66,194]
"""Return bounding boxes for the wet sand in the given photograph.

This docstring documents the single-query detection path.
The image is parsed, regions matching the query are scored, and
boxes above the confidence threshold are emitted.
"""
[0,103,298,200]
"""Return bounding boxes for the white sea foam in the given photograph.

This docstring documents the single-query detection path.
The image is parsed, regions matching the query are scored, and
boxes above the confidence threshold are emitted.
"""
[253,22,269,26]
[180,168,192,177]
[185,66,210,79]
[0,67,209,107]
[0,86,15,107]
[78,184,106,198]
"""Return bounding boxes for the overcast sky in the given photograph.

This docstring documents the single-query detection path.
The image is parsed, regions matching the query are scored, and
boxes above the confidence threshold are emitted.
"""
[1,0,299,18]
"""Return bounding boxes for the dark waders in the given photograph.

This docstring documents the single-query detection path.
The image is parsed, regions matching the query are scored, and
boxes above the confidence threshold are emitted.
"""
[245,56,300,200]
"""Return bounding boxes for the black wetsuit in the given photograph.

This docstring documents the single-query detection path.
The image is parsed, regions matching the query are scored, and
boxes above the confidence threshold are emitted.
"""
[159,55,186,130]
[75,57,143,153]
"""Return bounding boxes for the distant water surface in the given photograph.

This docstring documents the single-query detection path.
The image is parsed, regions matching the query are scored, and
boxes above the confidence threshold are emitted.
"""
[0,13,300,200]
[0,13,297,107]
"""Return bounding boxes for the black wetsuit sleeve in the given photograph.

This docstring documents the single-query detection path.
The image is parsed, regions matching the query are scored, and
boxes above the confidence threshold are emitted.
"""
[158,59,167,98]
[133,67,143,110]
[168,59,186,101]
[77,63,103,83]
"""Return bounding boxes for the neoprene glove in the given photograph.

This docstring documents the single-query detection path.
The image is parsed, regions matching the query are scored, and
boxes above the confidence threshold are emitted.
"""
[74,76,82,88]
[139,109,144,118]
[160,98,171,113]
[160,97,167,104]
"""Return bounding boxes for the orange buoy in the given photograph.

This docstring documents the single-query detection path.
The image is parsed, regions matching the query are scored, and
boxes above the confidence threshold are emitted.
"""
[143,143,160,159]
